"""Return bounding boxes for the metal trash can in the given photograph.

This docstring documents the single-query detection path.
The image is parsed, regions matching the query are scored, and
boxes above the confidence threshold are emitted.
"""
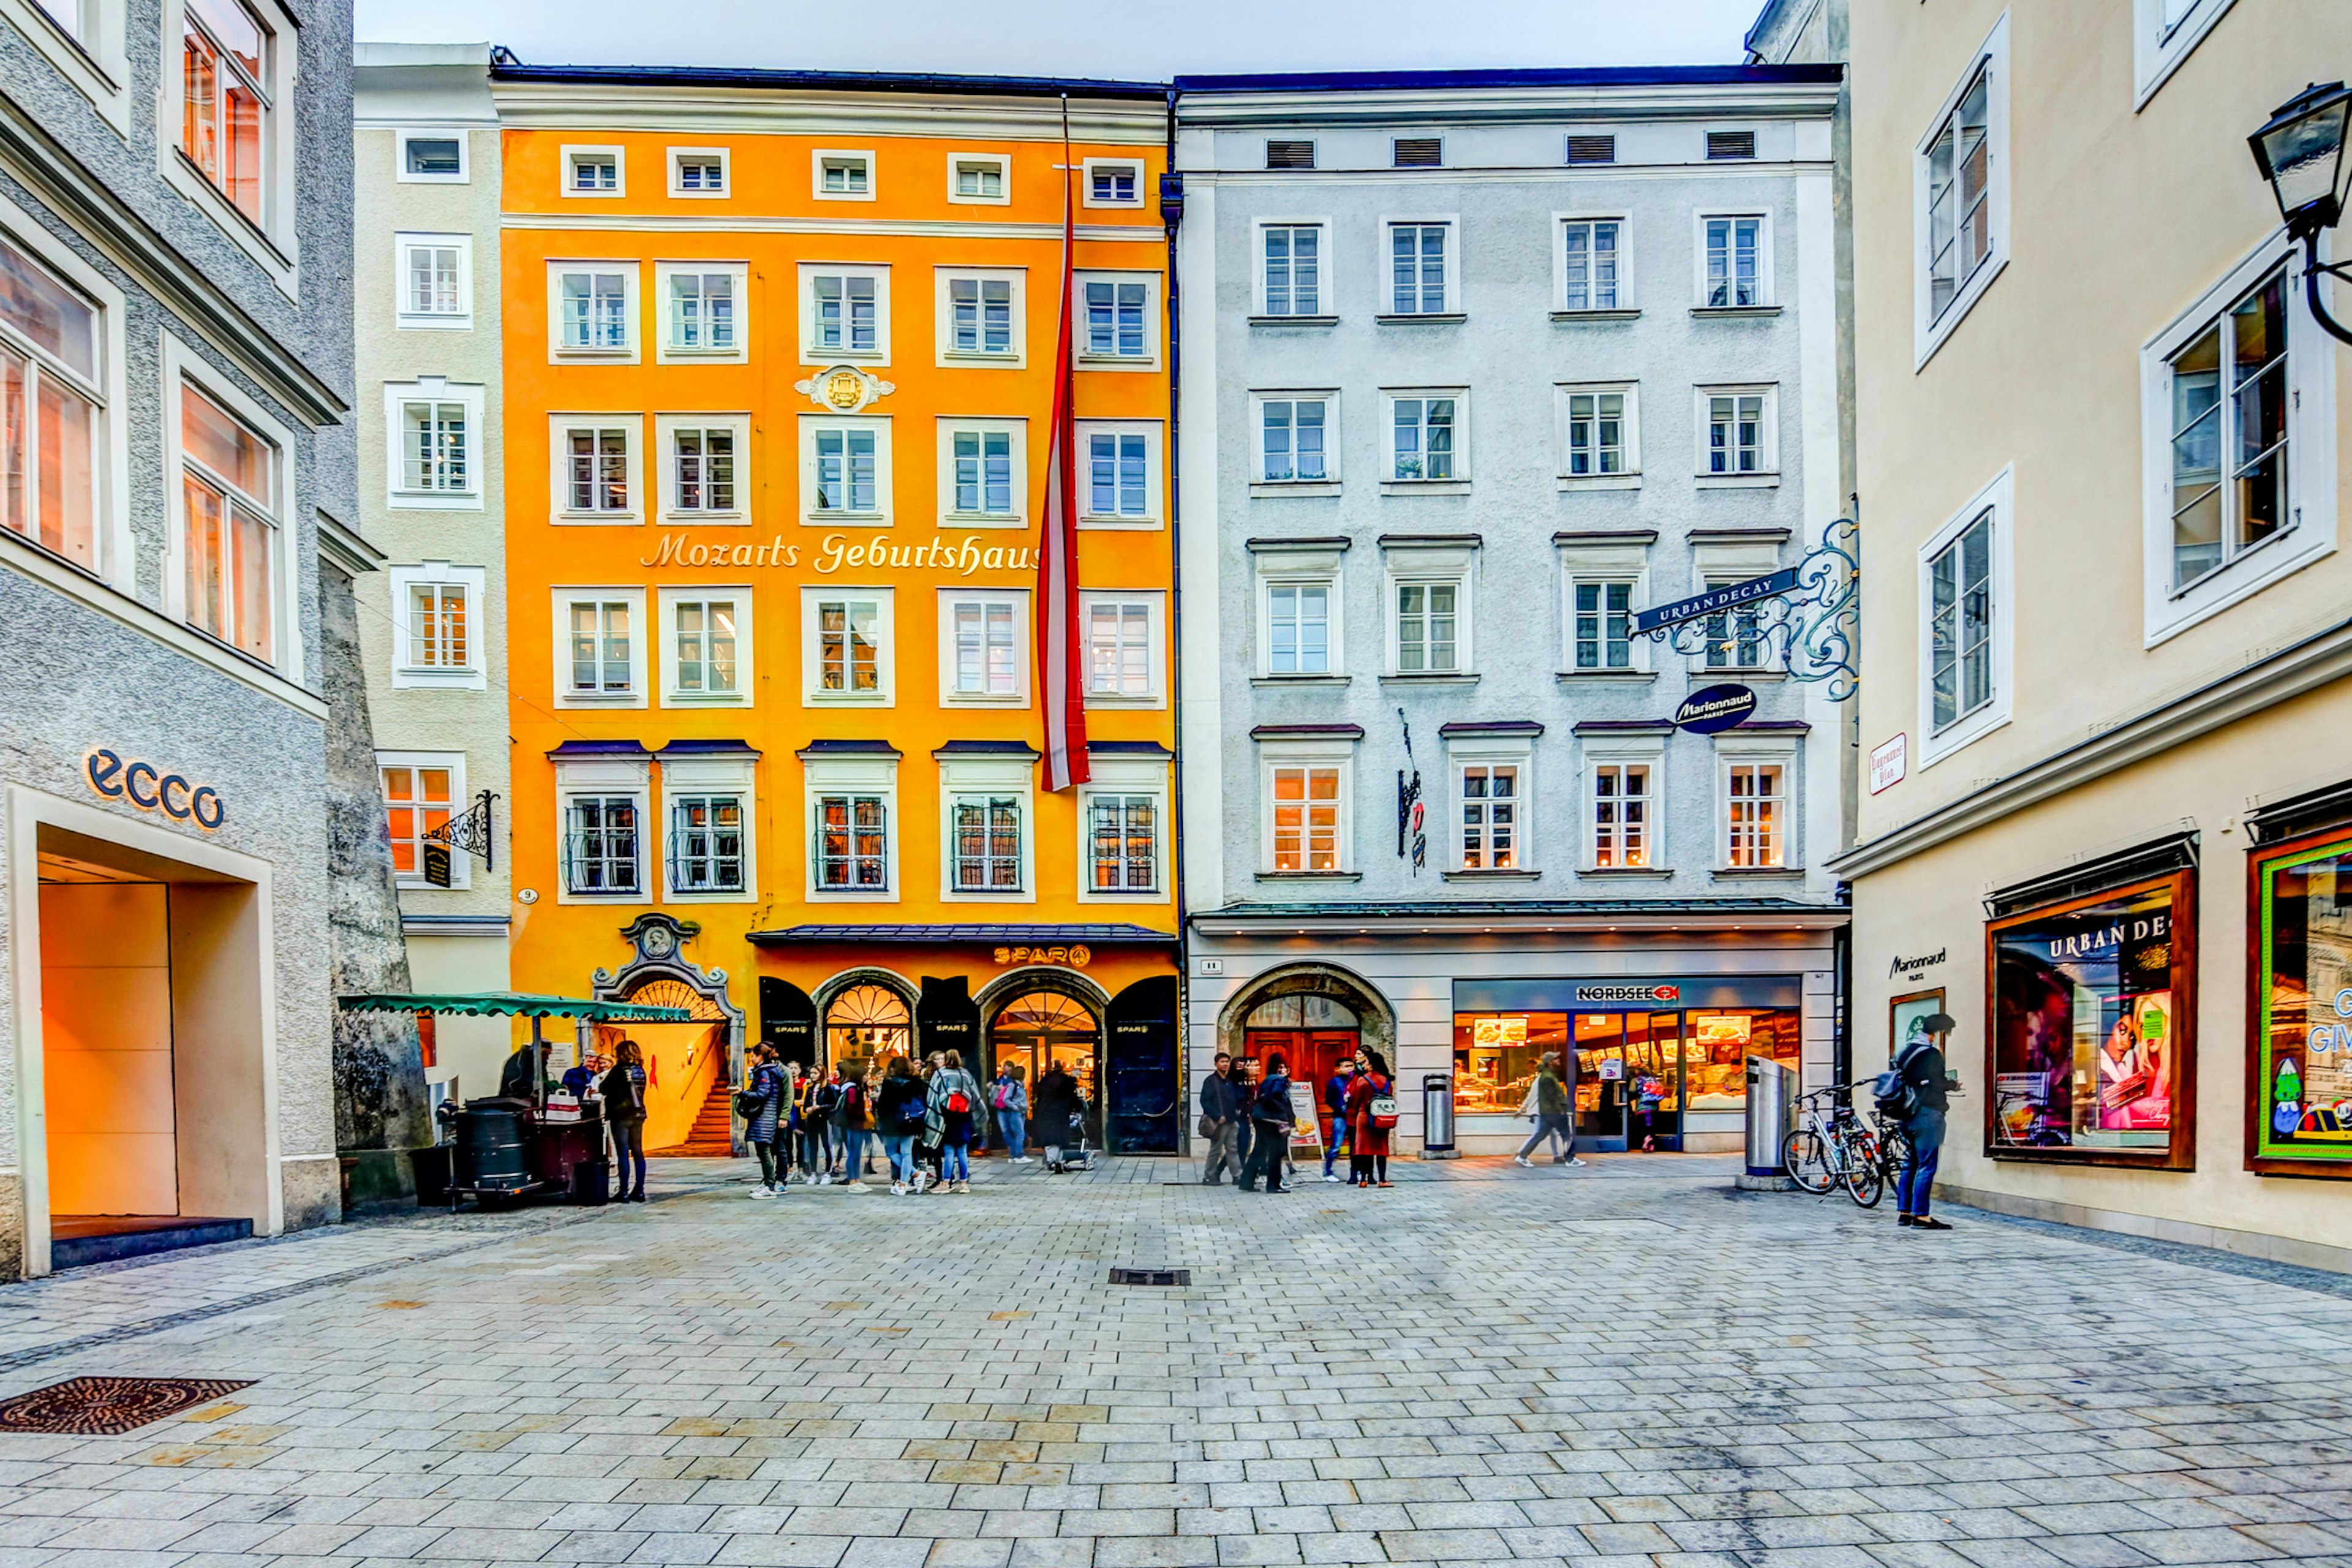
[1744,1056,1796,1177]
[1421,1072,1459,1159]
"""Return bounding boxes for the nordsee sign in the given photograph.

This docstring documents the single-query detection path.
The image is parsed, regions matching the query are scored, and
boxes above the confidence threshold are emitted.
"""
[1630,567,1801,636]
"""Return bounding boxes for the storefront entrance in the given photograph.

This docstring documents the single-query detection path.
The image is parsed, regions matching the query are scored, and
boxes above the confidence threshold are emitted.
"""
[988,989,1100,1147]
[826,982,913,1074]
[1240,994,1361,1123]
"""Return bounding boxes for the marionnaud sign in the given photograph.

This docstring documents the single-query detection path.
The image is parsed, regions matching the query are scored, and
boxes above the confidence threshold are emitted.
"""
[1675,684,1757,734]
[1629,567,1801,636]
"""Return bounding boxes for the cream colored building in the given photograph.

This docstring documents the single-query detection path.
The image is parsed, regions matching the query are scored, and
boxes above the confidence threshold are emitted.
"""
[1836,1,2352,1267]
[353,45,514,1103]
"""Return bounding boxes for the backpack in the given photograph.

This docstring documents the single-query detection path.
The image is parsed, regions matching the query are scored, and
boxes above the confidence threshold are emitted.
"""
[1253,1079,1293,1125]
[1877,1043,1928,1122]
[894,1091,928,1129]
[947,1089,970,1114]
[1368,1082,1400,1130]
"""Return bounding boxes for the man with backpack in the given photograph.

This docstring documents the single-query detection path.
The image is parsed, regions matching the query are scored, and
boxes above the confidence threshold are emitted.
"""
[1237,1052,1297,1194]
[1882,1015,1956,1231]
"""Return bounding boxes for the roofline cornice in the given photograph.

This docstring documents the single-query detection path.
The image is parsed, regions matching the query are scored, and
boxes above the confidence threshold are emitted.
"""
[488,78,1169,143]
[1174,81,1841,129]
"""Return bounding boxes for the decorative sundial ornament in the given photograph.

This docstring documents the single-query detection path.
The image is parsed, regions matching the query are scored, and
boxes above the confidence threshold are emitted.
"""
[794,364,895,414]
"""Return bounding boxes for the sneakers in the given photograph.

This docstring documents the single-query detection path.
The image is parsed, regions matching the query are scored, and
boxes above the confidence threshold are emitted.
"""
[1512,1155,1533,1167]
[748,1185,774,1199]
[954,1180,971,1194]
[1011,1156,1034,1164]
[1558,1156,1588,1167]
[891,1182,907,1196]
[1323,1172,1343,1182]
[845,1181,870,1193]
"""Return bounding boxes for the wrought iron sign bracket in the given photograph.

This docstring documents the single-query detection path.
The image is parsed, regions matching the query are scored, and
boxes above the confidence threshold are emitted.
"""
[423,790,499,871]
[1631,517,1859,700]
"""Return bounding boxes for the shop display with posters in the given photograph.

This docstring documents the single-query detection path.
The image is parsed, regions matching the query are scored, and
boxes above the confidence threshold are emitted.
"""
[2251,826,2352,1175]
[1987,869,2194,1167]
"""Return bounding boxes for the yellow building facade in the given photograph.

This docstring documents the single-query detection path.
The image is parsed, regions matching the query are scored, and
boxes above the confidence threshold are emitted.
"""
[494,64,1178,1155]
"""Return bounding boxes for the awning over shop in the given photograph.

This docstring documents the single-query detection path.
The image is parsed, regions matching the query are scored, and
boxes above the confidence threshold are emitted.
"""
[745,923,1176,946]
[334,992,695,1022]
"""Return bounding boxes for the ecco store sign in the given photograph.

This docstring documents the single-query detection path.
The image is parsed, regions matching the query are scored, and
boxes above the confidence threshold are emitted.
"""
[85,749,224,829]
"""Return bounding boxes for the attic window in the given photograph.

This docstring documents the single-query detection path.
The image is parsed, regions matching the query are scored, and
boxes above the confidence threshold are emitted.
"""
[1706,130,1757,160]
[1565,134,1616,165]
[1265,140,1317,170]
[1392,137,1442,168]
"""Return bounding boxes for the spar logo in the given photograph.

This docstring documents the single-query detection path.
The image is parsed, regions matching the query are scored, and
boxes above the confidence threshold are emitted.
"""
[1574,984,1682,1005]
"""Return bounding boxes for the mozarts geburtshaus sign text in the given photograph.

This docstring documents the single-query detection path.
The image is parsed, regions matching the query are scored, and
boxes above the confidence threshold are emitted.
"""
[641,530,1041,575]
[1630,568,1803,636]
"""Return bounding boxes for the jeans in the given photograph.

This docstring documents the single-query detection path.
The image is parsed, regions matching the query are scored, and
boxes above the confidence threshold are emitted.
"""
[753,1140,778,1187]
[881,1133,917,1184]
[1202,1121,1240,1184]
[1322,1116,1350,1176]
[609,1118,646,1196]
[943,1142,970,1182]
[1238,1120,1287,1191]
[842,1128,869,1180]
[1900,1109,1945,1216]
[1518,1114,1575,1161]
[802,1122,834,1174]
[1001,1115,1027,1159]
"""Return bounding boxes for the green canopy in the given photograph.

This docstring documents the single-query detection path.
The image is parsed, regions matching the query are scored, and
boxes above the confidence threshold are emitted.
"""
[336,991,694,1022]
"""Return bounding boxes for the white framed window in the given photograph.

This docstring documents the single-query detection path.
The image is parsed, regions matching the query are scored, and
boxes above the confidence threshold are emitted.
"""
[662,748,757,902]
[1917,467,2014,767]
[941,761,1031,897]
[801,263,889,363]
[396,130,466,183]
[1078,753,1169,902]
[0,228,110,579]
[1556,383,1637,481]
[1701,578,1769,671]
[2134,0,2237,107]
[166,0,298,282]
[1915,15,2010,364]
[801,586,893,706]
[1697,385,1777,481]
[549,415,641,524]
[1081,590,1164,707]
[562,145,623,196]
[1453,750,1528,872]
[1083,159,1143,208]
[657,262,747,361]
[805,750,897,901]
[1387,390,1465,483]
[6,0,128,131]
[658,586,751,705]
[564,794,641,897]
[1077,420,1162,527]
[813,149,874,200]
[657,414,748,521]
[394,233,470,330]
[946,152,1010,205]
[385,379,481,510]
[939,589,1030,706]
[1383,218,1457,315]
[1264,759,1350,874]
[1392,581,1460,675]
[669,146,728,197]
[1586,751,1661,870]
[387,561,486,690]
[548,262,638,361]
[1075,271,1159,368]
[1254,541,1346,679]
[1254,393,1336,485]
[1569,580,1637,672]
[380,752,466,888]
[937,269,1025,365]
[2141,242,2337,644]
[1720,754,1789,870]
[937,417,1026,525]
[800,415,892,522]
[1558,217,1626,312]
[552,587,647,707]
[1696,213,1771,308]
[1258,221,1327,318]
[173,370,282,666]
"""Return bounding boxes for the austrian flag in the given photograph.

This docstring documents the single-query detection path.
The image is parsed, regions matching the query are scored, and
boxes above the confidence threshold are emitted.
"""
[1036,140,1090,792]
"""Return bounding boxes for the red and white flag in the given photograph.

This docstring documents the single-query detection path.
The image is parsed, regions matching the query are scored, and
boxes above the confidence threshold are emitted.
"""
[1037,141,1090,792]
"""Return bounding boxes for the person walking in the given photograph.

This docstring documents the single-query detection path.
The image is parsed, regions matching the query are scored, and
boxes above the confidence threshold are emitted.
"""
[835,1062,872,1192]
[875,1055,927,1194]
[1230,1057,1257,1177]
[1889,1017,1955,1231]
[990,1061,1032,1164]
[1199,1053,1243,1186]
[1036,1061,1082,1173]
[1513,1052,1586,1168]
[601,1039,649,1204]
[741,1044,788,1196]
[1237,1052,1295,1194]
[1345,1050,1397,1187]
[1319,1057,1355,1183]
[927,1049,984,1194]
[798,1066,834,1183]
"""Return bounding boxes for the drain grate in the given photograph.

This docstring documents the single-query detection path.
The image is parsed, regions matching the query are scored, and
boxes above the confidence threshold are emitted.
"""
[0,1376,254,1435]
[1109,1268,1191,1287]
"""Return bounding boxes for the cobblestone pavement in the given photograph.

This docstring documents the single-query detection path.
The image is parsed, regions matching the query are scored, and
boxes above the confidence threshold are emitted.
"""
[0,1152,2345,1568]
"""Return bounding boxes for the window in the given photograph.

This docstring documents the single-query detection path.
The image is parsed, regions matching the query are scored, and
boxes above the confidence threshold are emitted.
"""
[812,424,881,515]
[0,235,101,572]
[807,269,883,358]
[1561,386,1633,476]
[564,598,634,696]
[1393,137,1442,168]
[1572,581,1634,670]
[2166,266,2288,592]
[944,274,1017,358]
[1925,70,1991,326]
[1560,220,1622,311]
[945,594,1023,701]
[564,146,620,195]
[665,270,737,353]
[398,398,469,498]
[1076,421,1160,525]
[1395,582,1458,674]
[396,235,469,328]
[1703,579,1765,670]
[564,796,639,895]
[2135,0,2237,105]
[388,564,484,687]
[1265,140,1316,170]
[671,598,739,696]
[951,796,1022,890]
[398,131,464,183]
[1702,216,1764,307]
[179,380,275,662]
[1724,761,1784,867]
[1259,398,1329,483]
[2250,826,2352,1174]
[948,154,1009,203]
[1262,225,1322,317]
[1270,765,1342,872]
[1088,793,1157,891]
[16,0,127,130]
[947,425,1016,519]
[406,581,467,670]
[1702,388,1773,476]
[1267,582,1330,675]
[180,0,273,226]
[671,148,727,195]
[1928,509,1993,733]
[1460,764,1517,869]
[665,421,741,517]
[1085,160,1141,206]
[1565,134,1616,165]
[1390,396,1457,481]
[815,794,889,890]
[553,267,633,355]
[669,796,744,893]
[814,597,883,696]
[555,421,636,519]
[381,762,452,881]
[815,150,872,198]
[1706,130,1757,161]
[1591,762,1651,868]
[1085,597,1153,699]
[1081,276,1150,361]
[1387,223,1449,314]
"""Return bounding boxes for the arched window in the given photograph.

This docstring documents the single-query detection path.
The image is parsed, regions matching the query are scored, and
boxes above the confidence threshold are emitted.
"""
[826,982,910,1067]
[1244,993,1357,1030]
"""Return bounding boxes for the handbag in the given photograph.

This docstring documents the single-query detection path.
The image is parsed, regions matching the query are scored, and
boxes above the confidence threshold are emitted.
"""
[733,1089,766,1118]
[1196,1113,1217,1139]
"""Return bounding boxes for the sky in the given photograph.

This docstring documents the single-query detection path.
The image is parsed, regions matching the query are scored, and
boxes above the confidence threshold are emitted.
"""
[350,0,1766,79]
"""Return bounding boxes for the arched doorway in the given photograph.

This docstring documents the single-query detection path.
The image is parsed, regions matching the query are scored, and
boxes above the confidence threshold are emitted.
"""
[607,978,730,1157]
[824,981,913,1075]
[1240,993,1362,1111]
[987,987,1102,1148]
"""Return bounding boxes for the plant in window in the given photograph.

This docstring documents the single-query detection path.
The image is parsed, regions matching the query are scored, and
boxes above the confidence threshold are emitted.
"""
[182,0,269,225]
[1392,398,1455,480]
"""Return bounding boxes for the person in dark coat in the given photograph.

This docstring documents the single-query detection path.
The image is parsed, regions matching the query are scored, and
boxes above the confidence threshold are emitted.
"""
[601,1039,649,1202]
[1238,1053,1295,1194]
[499,1041,549,1101]
[744,1044,787,1196]
[1199,1053,1243,1186]
[1345,1050,1396,1187]
[1894,1017,1956,1231]
[1035,1063,1083,1172]
[873,1055,928,1194]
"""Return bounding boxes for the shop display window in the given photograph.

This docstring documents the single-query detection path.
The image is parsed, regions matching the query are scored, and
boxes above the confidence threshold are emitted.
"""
[1452,1006,1799,1147]
[1450,1011,1567,1115]
[2252,828,2352,1176]
[1988,870,2195,1167]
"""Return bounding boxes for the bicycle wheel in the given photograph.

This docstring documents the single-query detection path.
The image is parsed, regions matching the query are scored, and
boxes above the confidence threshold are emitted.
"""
[1845,1140,1885,1208]
[1783,1128,1836,1194]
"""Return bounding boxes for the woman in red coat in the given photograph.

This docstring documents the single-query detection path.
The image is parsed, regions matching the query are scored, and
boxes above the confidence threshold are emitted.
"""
[1345,1050,1396,1187]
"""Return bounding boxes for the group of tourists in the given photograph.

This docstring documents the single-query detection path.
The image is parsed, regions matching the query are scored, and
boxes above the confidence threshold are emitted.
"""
[1195,1046,1401,1193]
[734,1044,1091,1196]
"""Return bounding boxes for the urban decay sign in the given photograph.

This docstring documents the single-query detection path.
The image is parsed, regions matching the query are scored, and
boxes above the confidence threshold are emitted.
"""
[85,748,224,829]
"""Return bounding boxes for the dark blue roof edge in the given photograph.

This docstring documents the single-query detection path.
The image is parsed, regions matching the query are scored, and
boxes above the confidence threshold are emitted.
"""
[656,738,761,755]
[548,739,650,758]
[492,62,1169,100]
[1173,64,1842,94]
[1089,740,1173,755]
[934,740,1042,756]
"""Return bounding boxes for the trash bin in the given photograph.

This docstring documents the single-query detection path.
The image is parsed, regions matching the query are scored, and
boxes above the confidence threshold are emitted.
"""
[1421,1072,1459,1159]
[1744,1056,1796,1177]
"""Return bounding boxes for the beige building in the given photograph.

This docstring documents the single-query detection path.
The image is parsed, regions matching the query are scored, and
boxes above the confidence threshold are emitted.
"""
[353,45,514,1104]
[1836,1,2352,1267]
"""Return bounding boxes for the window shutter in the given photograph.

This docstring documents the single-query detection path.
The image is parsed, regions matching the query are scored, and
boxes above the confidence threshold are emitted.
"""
[1392,137,1442,168]
[1706,130,1757,160]
[1264,140,1316,170]
[1564,134,1616,165]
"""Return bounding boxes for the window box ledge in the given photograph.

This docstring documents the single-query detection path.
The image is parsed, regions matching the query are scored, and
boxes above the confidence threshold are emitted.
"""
[805,512,888,525]
[1380,480,1471,497]
[1256,870,1363,882]
[1690,305,1783,319]
[804,350,889,366]
[1251,481,1343,499]
[942,350,1022,364]
[1551,308,1641,323]
[1379,673,1479,686]
[1082,694,1164,710]
[1374,312,1466,325]
[1251,674,1350,687]
[943,513,1023,528]
[555,511,641,526]
[1077,515,1164,530]
[1441,868,1541,882]
[1711,866,1806,879]
[1077,354,1158,369]
[1558,669,1657,684]
[1249,314,1339,328]
[1694,474,1781,490]
[1556,474,1641,492]
[551,349,634,363]
[1691,669,1785,685]
[1577,866,1674,880]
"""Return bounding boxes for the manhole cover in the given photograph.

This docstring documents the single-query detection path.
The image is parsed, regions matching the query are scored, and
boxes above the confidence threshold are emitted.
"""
[1109,1268,1191,1286]
[0,1377,255,1435]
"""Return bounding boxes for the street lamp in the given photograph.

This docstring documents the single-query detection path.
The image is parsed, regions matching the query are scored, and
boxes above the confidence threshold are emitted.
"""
[2250,81,2352,345]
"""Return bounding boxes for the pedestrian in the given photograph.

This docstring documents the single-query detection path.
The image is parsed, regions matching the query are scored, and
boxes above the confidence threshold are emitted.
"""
[835,1060,872,1193]
[559,1051,599,1102]
[1198,1052,1243,1186]
[1237,1051,1295,1194]
[990,1061,1032,1164]
[918,1052,949,1190]
[1888,1017,1955,1231]
[1035,1060,1082,1172]
[1513,1052,1586,1168]
[1346,1049,1397,1187]
[928,1049,984,1194]
[601,1039,649,1203]
[815,1065,846,1180]
[1634,1069,1665,1152]
[797,1065,834,1183]
[742,1044,788,1196]
[1320,1056,1355,1183]
[1231,1056,1257,1177]
[875,1055,927,1194]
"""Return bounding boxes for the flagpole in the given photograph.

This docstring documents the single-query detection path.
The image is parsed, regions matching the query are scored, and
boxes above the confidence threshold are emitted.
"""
[1039,92,1090,792]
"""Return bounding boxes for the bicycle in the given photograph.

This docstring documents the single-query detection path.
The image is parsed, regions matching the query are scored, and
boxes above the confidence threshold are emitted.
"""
[1782,1085,1883,1205]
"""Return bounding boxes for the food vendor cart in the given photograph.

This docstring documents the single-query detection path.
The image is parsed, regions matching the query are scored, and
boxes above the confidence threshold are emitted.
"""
[336,991,694,1210]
